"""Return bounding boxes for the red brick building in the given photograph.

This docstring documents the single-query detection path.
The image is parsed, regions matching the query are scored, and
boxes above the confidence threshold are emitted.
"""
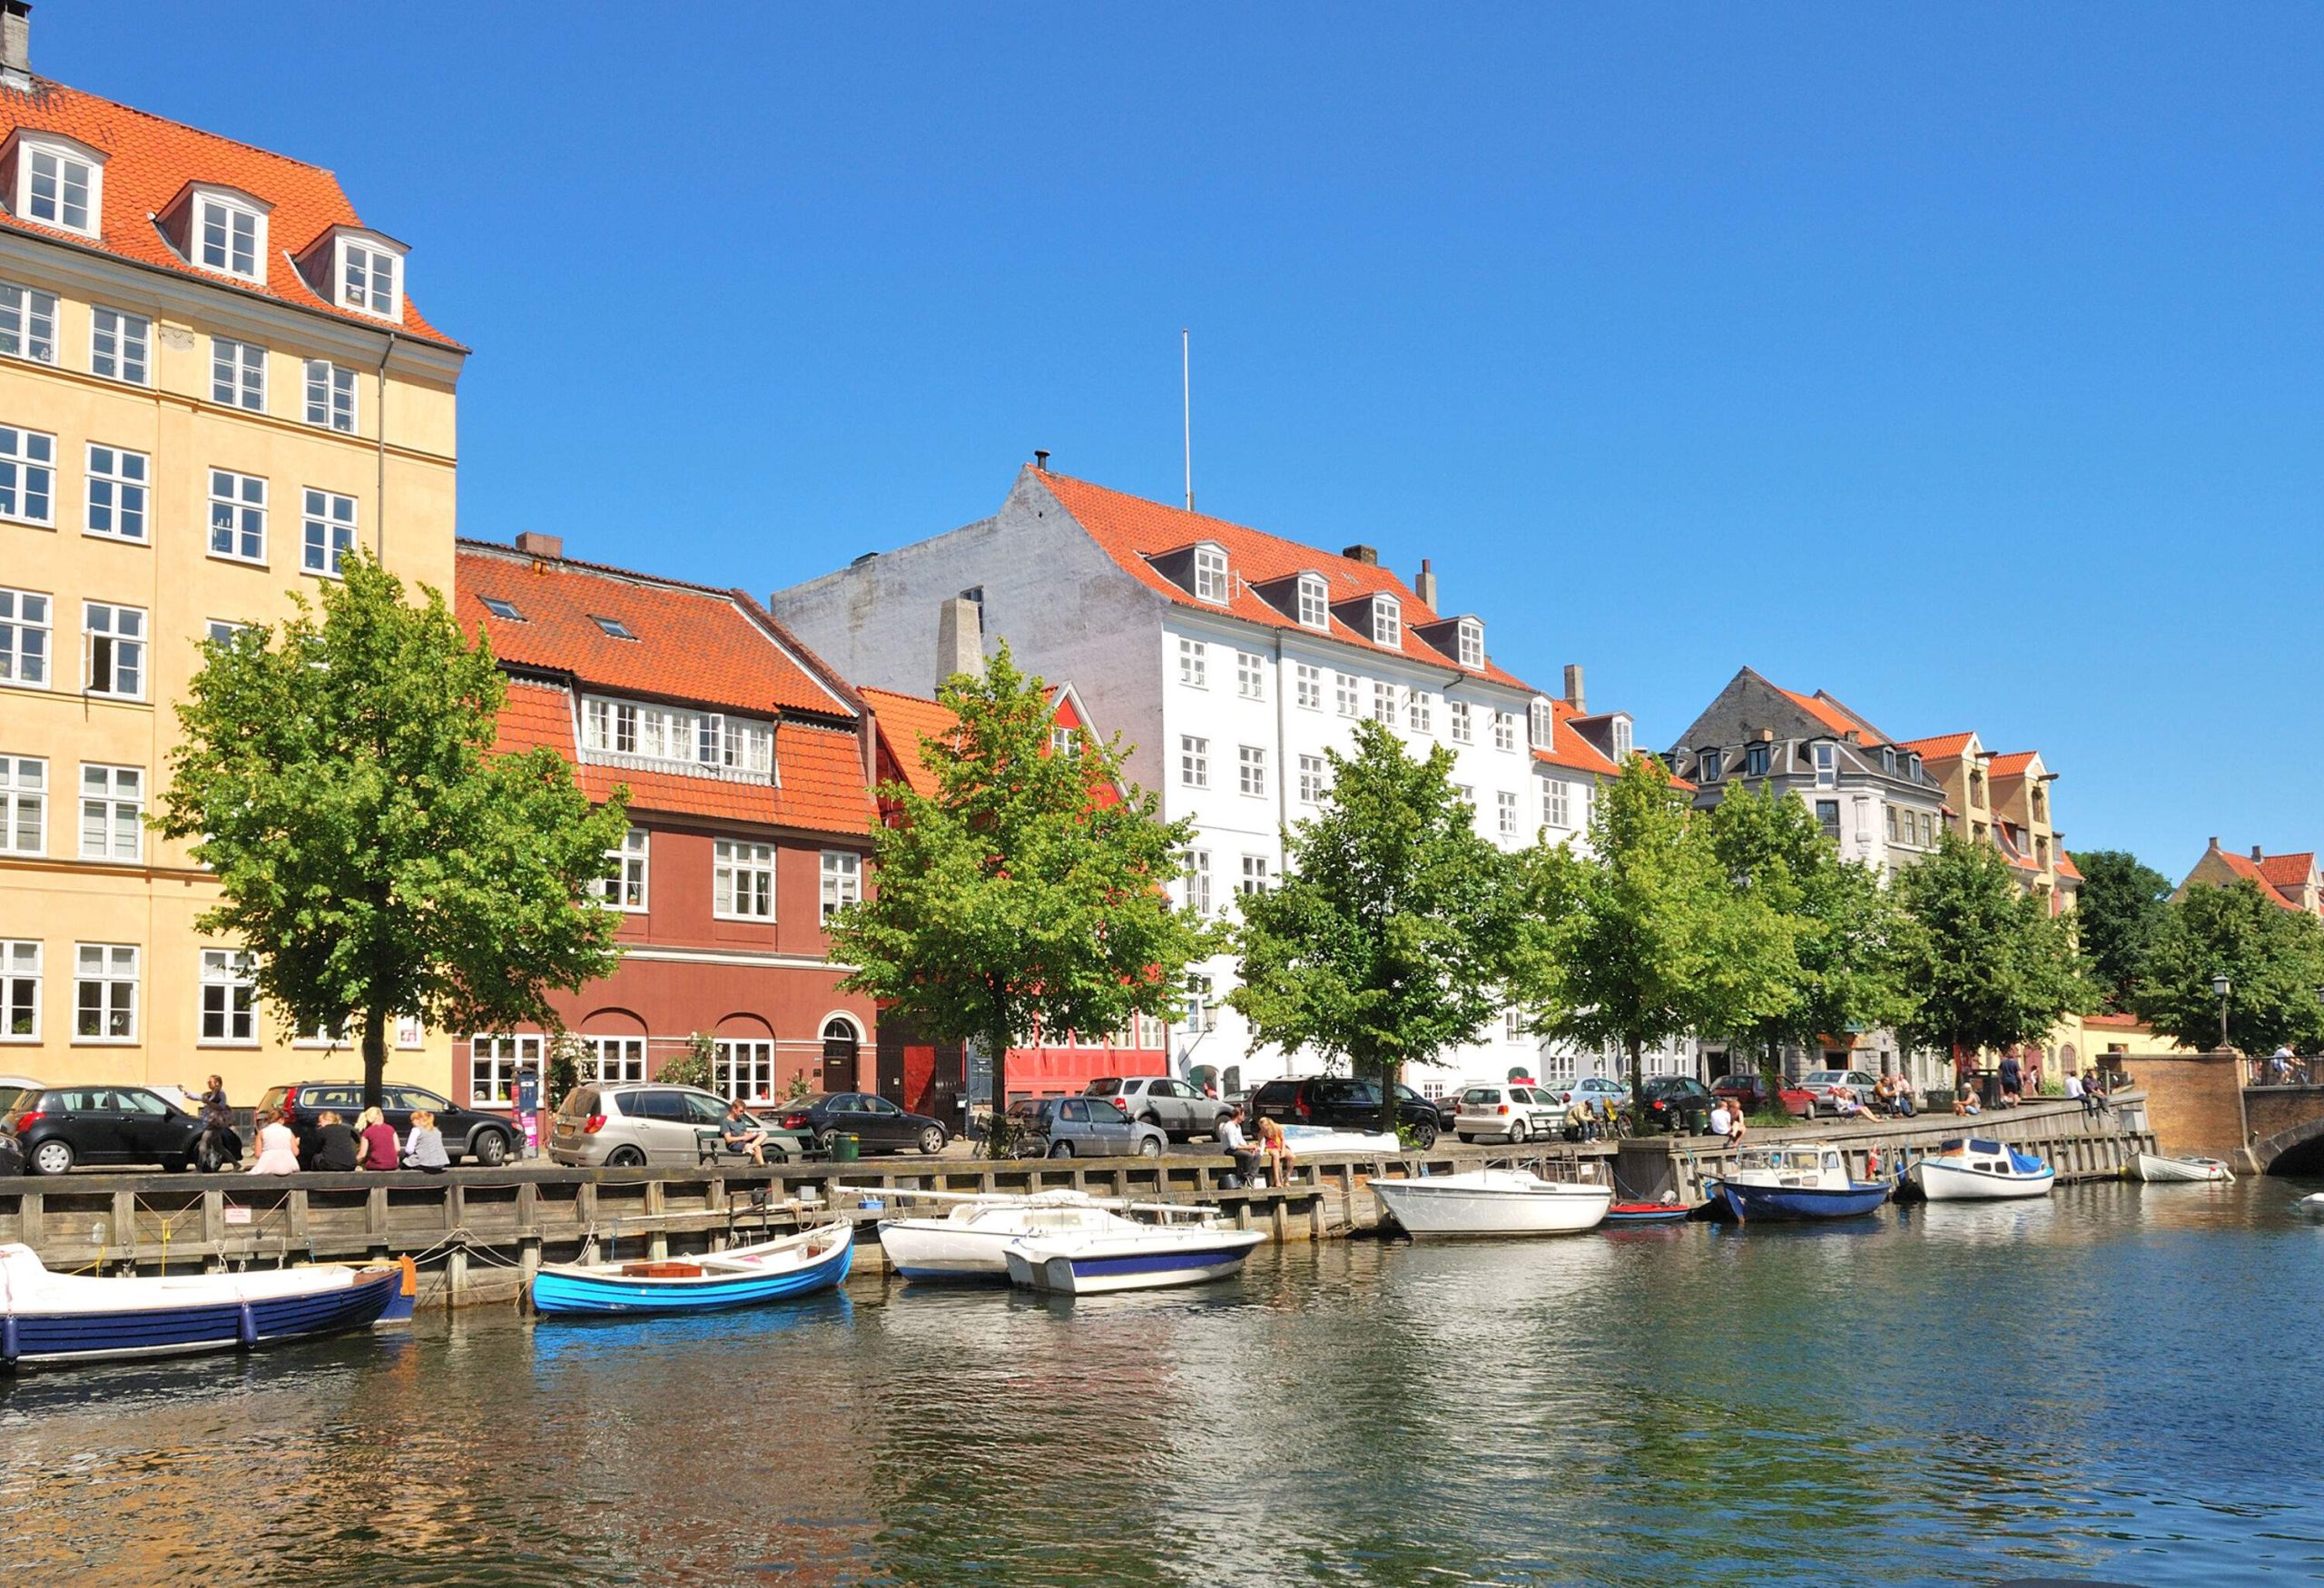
[454,535,880,1114]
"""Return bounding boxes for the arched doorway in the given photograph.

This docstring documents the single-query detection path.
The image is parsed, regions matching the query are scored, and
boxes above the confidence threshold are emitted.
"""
[822,1016,862,1093]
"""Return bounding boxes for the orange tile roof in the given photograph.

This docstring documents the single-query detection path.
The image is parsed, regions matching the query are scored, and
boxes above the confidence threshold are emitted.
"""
[1896,732,1974,760]
[860,686,961,800]
[1771,686,1887,745]
[2259,852,2317,887]
[2054,852,2083,882]
[492,679,872,837]
[1035,471,1537,694]
[0,77,458,349]
[1533,698,1620,777]
[1986,750,2041,777]
[2217,849,2306,910]
[2083,1011,2146,1030]
[458,544,852,719]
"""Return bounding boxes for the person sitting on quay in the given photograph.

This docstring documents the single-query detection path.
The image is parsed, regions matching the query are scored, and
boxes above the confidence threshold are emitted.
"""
[1253,1112,1295,1186]
[2082,1070,2111,1117]
[310,1110,360,1172]
[1708,1098,1745,1147]
[1565,1094,1595,1143]
[357,1107,399,1171]
[719,1100,769,1165]
[245,1110,300,1175]
[1218,1104,1261,1186]
[1873,1073,1898,1116]
[1954,1081,1983,1118]
[401,1110,450,1174]
[1831,1088,1865,1120]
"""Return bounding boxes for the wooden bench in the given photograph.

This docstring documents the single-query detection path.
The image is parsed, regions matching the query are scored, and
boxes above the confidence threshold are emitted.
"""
[694,1128,821,1167]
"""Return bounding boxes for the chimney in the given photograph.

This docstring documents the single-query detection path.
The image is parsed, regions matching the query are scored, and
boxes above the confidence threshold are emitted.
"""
[1413,557,1438,608]
[936,595,984,686]
[1342,543,1378,566]
[1032,449,1050,472]
[0,4,29,88]
[2207,835,2220,851]
[2253,844,2266,863]
[1562,664,1586,714]
[513,530,563,559]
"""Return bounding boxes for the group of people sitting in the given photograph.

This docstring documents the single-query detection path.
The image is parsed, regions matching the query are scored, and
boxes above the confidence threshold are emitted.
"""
[243,1104,449,1175]
[1216,1104,1292,1188]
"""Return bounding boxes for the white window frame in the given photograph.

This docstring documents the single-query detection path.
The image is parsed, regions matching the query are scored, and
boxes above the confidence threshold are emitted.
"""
[1192,543,1230,604]
[211,336,267,411]
[0,755,44,855]
[1371,681,1397,725]
[715,1038,776,1103]
[198,948,259,1046]
[593,827,649,911]
[1456,618,1484,669]
[1177,636,1206,689]
[73,942,138,1043]
[1295,573,1329,629]
[714,837,774,920]
[1236,650,1265,700]
[1371,596,1401,647]
[84,444,149,544]
[1529,701,1554,750]
[1407,691,1433,735]
[303,359,358,433]
[820,850,862,922]
[192,190,267,282]
[1497,790,1520,839]
[339,235,403,320]
[0,281,57,365]
[1699,748,1724,783]
[1496,712,1521,754]
[18,138,102,237]
[82,602,145,700]
[586,1035,647,1086]
[1183,972,1214,1034]
[302,488,358,577]
[1449,701,1472,745]
[1814,742,1837,789]
[1612,717,1633,761]
[1183,847,1212,915]
[0,587,50,687]
[1546,779,1573,830]
[1239,854,1270,895]
[208,469,267,565]
[1297,754,1326,805]
[1294,663,1322,711]
[78,762,142,862]
[0,423,55,526]
[0,939,38,1041]
[1238,745,1267,798]
[89,307,150,386]
[1334,672,1358,717]
[1180,735,1208,788]
[206,619,257,648]
[468,1032,544,1108]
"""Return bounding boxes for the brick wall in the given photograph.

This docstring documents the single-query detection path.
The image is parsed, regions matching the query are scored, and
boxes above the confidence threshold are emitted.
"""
[2116,1049,2246,1159]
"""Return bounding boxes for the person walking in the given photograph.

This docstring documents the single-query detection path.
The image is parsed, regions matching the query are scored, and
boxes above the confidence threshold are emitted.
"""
[244,1110,300,1175]
[401,1110,450,1174]
[310,1110,359,1172]
[357,1107,399,1171]
[1998,1053,2023,1108]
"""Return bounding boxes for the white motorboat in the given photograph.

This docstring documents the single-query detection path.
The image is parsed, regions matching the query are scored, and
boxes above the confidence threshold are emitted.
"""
[1368,1168,1614,1237]
[1002,1222,1266,1295]
[1906,1139,2055,1201]
[2299,1192,2324,1218]
[2129,1151,2234,1185]
[1279,1124,1403,1156]
[877,1189,1146,1280]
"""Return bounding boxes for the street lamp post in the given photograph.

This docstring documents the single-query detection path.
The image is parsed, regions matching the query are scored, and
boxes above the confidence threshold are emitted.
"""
[2211,972,2231,1052]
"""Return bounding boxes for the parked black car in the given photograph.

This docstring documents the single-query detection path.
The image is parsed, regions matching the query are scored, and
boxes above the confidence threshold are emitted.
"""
[4,1085,206,1175]
[770,1091,950,1156]
[260,1081,521,1167]
[1637,1076,1717,1134]
[1246,1077,1441,1148]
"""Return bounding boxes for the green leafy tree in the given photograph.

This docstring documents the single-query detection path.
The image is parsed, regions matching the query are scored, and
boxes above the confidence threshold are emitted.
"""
[2132,880,2324,1053]
[1513,757,1797,1112]
[1702,782,1915,1092]
[1229,720,1525,1139]
[1892,833,2090,1070]
[828,644,1216,1157]
[157,552,629,1110]
[2073,849,2171,1012]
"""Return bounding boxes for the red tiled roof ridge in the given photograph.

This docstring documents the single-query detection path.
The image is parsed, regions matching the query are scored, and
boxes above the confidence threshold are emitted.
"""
[1896,731,1974,758]
[459,538,755,605]
[2215,849,2306,909]
[6,74,341,181]
[2258,852,2317,884]
[1039,469,1414,588]
[1771,685,1888,745]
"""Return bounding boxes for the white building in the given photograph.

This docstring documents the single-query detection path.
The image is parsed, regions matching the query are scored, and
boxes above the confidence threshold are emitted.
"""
[772,463,1664,1094]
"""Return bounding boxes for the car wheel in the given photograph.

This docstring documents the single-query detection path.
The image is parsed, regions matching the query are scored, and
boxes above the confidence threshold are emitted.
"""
[1048,1140,1075,1159]
[918,1126,945,1155]
[473,1130,510,1167]
[1411,1121,1438,1149]
[30,1139,73,1176]
[1138,1135,1164,1159]
[607,1146,646,1169]
[164,1151,192,1173]
[1509,1118,1530,1144]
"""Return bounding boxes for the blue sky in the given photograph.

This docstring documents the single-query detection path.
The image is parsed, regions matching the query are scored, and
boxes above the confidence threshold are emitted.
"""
[66,4,2323,874]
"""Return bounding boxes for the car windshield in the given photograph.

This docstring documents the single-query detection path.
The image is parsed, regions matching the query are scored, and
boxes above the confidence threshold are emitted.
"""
[1462,1088,1502,1105]
[1802,1071,1840,1086]
[1088,1100,1128,1122]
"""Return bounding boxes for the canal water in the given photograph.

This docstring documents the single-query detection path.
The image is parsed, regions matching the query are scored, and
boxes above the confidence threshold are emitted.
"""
[5,1179,2320,1586]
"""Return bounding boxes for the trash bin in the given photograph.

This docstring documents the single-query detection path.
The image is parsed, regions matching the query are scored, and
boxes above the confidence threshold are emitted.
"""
[1681,1103,1711,1136]
[830,1133,860,1163]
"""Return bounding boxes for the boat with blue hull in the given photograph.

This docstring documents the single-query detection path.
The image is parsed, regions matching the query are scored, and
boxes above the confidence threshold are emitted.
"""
[1708,1144,1892,1223]
[1,1243,413,1370]
[1003,1223,1266,1295]
[531,1222,852,1317]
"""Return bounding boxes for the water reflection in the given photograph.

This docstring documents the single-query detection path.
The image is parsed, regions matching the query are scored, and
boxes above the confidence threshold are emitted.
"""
[3,1186,2321,1585]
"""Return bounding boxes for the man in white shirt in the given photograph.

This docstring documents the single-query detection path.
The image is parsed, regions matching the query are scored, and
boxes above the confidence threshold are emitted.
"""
[1708,1100,1733,1140]
[1217,1106,1259,1185]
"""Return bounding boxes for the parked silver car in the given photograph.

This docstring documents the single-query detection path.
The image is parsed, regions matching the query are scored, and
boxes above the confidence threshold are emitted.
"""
[1008,1096,1167,1159]
[550,1083,806,1168]
[1086,1076,1231,1141]
[1454,1083,1567,1144]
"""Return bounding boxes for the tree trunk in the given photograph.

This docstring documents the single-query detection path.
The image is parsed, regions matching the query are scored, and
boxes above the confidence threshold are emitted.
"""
[987,1027,1011,1160]
[361,1006,389,1113]
[1627,1034,1646,1132]
[1759,1033,1784,1111]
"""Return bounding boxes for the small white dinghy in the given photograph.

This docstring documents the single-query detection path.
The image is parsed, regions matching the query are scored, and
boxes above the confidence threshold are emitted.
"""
[1907,1139,2054,1201]
[878,1189,1146,1280]
[1002,1219,1266,1295]
[1369,1168,1613,1237]
[2296,1192,2324,1218]
[2129,1151,2235,1185]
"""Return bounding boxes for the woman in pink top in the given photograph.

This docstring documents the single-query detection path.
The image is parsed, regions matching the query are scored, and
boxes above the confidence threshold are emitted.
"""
[357,1107,399,1171]
[245,1110,300,1175]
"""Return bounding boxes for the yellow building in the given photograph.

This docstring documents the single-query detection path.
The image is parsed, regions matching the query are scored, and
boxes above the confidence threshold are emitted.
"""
[0,31,466,1102]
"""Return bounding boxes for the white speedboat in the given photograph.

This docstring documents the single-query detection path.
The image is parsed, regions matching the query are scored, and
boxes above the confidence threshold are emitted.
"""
[1002,1223,1266,1295]
[1369,1169,1613,1237]
[2129,1151,2234,1185]
[878,1189,1144,1280]
[1907,1139,2055,1201]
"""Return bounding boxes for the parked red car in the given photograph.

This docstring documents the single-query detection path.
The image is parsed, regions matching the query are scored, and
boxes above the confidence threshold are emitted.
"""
[1710,1071,1817,1120]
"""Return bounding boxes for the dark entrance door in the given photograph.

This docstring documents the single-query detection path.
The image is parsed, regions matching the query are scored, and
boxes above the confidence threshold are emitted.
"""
[821,1019,861,1093]
[876,1038,906,1107]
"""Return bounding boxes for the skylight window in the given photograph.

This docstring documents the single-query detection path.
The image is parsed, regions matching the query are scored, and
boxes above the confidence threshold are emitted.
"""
[480,597,524,622]
[591,615,636,640]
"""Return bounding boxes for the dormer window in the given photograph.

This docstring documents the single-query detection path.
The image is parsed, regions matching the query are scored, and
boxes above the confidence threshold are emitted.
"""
[1455,617,1483,669]
[1192,543,1229,605]
[339,236,403,320]
[1906,753,1922,783]
[16,136,103,237]
[1529,699,1554,750]
[1611,717,1632,761]
[1372,595,1401,648]
[193,190,266,281]
[1699,748,1723,783]
[1295,573,1328,630]
[1745,742,1771,777]
[1813,742,1837,788]
[1880,747,1896,774]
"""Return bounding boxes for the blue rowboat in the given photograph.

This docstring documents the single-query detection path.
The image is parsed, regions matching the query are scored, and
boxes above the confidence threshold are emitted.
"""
[1707,1142,1892,1224]
[531,1222,852,1317]
[1,1244,411,1370]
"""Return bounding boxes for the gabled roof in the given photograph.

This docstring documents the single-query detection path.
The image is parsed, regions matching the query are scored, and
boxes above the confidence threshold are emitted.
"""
[2054,852,2083,882]
[1896,732,1975,761]
[862,683,1121,808]
[1533,698,1620,777]
[1986,750,2043,778]
[2215,848,2307,910]
[0,77,459,348]
[1031,470,1536,693]
[458,542,854,719]
[2258,852,2317,888]
[1774,686,1889,746]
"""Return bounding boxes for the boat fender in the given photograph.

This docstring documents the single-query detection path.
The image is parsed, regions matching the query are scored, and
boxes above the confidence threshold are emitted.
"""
[237,1300,259,1346]
[1,1313,17,1366]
